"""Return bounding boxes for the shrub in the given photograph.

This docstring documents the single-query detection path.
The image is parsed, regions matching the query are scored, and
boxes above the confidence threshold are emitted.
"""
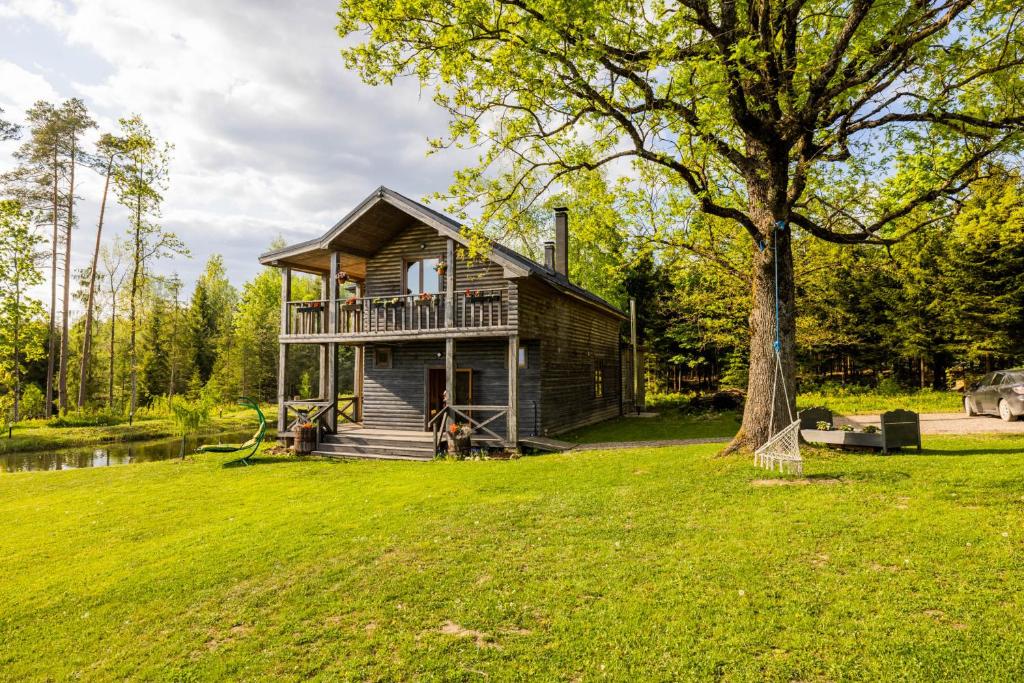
[48,409,125,428]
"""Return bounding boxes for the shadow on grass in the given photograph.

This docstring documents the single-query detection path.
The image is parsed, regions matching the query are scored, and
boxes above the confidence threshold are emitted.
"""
[917,446,1024,457]
[221,454,352,468]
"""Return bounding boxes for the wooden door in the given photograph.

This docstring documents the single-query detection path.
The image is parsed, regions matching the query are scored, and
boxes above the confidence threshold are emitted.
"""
[425,368,473,429]
[427,368,446,427]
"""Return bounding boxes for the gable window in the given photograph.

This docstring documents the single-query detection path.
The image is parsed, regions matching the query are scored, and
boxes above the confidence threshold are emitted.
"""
[374,346,392,369]
[594,367,604,398]
[405,257,441,295]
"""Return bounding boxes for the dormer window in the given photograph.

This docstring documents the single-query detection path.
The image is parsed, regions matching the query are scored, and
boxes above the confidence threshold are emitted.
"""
[405,257,441,294]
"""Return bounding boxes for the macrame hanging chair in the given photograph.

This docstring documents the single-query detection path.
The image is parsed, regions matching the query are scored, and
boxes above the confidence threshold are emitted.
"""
[753,222,803,476]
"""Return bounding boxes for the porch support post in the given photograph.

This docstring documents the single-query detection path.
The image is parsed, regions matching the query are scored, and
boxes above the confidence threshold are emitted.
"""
[326,252,339,432]
[507,334,519,448]
[278,267,292,440]
[318,271,329,400]
[354,281,364,423]
[445,337,455,415]
[354,345,364,422]
[445,238,456,414]
[445,238,455,329]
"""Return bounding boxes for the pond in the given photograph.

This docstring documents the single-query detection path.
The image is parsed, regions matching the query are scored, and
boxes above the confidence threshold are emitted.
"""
[1,429,256,473]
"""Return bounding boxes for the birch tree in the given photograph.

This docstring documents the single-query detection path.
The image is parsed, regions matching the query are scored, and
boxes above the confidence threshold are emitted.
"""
[110,115,186,423]
[77,133,123,408]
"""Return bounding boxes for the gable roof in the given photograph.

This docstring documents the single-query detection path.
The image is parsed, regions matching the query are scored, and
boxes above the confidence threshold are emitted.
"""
[260,186,626,319]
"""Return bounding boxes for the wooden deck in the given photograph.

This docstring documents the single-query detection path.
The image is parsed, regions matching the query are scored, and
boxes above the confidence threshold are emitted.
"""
[283,425,574,461]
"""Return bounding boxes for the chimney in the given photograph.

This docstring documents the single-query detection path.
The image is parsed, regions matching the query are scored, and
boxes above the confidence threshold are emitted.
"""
[553,207,569,278]
[543,241,556,271]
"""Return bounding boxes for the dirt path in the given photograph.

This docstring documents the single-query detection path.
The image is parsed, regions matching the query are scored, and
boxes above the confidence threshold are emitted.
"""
[836,412,1024,435]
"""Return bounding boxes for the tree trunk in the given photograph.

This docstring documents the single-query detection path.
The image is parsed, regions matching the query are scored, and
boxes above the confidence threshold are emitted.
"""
[129,198,142,423]
[726,177,797,453]
[58,134,76,415]
[12,286,21,422]
[78,156,112,409]
[108,300,117,410]
[45,144,59,419]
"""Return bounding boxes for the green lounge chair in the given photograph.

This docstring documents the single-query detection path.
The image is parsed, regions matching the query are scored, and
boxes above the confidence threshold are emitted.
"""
[197,397,267,466]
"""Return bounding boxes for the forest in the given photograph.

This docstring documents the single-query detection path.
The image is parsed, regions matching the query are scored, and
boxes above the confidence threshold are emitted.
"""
[0,98,1022,425]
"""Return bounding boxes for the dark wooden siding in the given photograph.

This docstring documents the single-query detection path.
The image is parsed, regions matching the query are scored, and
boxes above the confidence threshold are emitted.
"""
[362,338,539,436]
[364,224,447,297]
[517,277,625,435]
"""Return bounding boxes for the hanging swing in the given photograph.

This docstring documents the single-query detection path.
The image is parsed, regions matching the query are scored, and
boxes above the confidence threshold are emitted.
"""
[753,221,803,476]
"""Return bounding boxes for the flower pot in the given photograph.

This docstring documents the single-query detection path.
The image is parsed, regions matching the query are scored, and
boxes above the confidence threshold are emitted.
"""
[446,433,472,457]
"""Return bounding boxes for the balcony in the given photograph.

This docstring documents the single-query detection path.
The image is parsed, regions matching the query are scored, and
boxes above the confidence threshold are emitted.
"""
[282,287,512,342]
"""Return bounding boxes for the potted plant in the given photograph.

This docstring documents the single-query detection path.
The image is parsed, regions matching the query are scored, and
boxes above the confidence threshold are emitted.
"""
[446,422,472,458]
[342,294,361,311]
[434,259,447,277]
[337,271,349,284]
[415,292,434,305]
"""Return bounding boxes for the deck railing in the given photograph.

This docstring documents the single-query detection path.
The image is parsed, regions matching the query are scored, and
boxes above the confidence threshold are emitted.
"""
[429,404,511,453]
[285,288,510,337]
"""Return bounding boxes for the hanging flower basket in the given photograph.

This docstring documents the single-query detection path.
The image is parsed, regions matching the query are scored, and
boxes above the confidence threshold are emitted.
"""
[337,271,350,284]
[434,260,447,276]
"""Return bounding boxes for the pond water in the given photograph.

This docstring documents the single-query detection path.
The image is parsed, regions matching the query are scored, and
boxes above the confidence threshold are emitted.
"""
[1,429,255,473]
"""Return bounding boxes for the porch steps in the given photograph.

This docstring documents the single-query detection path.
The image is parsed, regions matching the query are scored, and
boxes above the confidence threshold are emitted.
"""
[313,427,437,461]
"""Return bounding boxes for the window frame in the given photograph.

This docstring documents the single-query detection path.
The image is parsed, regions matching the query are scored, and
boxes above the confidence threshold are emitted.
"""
[374,346,393,369]
[403,255,443,295]
[594,367,604,399]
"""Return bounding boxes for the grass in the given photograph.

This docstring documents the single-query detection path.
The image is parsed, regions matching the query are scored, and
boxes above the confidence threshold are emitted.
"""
[0,405,259,455]
[2,435,1023,680]
[562,409,740,443]
[798,388,963,415]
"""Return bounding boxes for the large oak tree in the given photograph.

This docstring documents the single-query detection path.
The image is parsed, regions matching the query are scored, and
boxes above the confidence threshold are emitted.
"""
[337,0,1024,448]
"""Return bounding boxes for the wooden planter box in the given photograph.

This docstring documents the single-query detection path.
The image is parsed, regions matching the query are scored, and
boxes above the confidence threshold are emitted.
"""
[293,426,317,454]
[467,295,500,304]
[801,429,882,449]
[341,303,362,312]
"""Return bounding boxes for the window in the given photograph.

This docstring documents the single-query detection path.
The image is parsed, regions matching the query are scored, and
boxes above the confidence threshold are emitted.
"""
[518,346,528,369]
[594,368,604,398]
[405,257,441,294]
[374,346,392,369]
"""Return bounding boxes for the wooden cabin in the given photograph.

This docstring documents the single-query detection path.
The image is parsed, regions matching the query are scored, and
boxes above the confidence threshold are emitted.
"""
[260,186,638,459]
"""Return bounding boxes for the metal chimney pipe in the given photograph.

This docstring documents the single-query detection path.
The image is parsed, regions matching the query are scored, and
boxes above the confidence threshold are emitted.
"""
[543,241,556,271]
[553,207,569,278]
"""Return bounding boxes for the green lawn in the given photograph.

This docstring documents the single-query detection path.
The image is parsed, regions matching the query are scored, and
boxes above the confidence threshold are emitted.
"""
[562,410,740,443]
[2,436,1023,680]
[798,388,963,415]
[0,407,258,455]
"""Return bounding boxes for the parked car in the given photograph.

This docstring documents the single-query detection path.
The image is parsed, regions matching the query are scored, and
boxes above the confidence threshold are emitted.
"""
[964,369,1024,421]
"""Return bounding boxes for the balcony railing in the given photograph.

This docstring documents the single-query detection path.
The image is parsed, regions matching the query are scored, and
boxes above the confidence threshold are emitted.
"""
[284,287,510,337]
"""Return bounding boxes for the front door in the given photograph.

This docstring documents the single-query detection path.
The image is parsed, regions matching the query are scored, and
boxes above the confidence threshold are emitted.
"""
[425,368,473,429]
[427,369,446,427]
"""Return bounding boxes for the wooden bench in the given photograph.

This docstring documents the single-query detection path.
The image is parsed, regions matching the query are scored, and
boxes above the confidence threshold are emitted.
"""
[800,407,922,454]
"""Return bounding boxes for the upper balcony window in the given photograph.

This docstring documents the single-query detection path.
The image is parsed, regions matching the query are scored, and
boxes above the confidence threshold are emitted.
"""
[405,257,441,294]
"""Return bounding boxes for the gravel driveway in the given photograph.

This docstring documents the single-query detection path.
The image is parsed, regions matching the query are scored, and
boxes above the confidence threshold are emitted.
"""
[835,412,1024,435]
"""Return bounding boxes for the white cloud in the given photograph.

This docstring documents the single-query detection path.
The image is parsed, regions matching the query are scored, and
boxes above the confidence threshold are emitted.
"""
[0,60,60,115]
[0,0,468,303]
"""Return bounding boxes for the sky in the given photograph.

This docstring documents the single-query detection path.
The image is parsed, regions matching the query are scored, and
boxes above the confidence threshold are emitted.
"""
[0,0,469,307]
